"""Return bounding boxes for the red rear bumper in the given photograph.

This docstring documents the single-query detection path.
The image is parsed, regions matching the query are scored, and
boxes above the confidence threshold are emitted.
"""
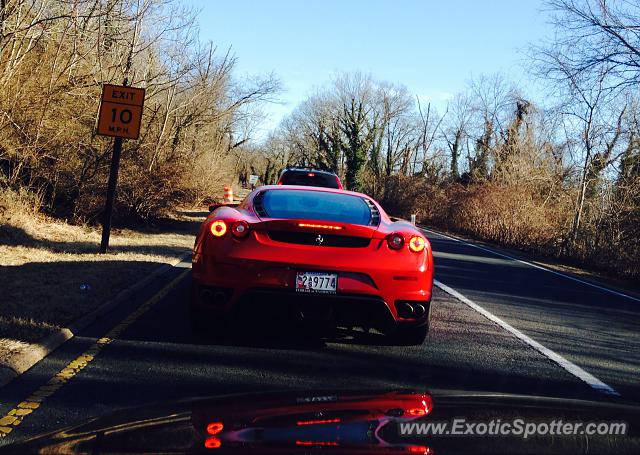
[192,230,433,329]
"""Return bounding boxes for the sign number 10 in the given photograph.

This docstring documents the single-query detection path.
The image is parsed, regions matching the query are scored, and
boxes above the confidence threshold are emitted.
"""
[111,108,132,124]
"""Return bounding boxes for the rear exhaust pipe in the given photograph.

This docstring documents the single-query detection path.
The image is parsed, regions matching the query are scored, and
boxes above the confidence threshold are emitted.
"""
[212,291,227,306]
[200,288,228,306]
[413,304,426,318]
[400,302,414,317]
[200,289,214,304]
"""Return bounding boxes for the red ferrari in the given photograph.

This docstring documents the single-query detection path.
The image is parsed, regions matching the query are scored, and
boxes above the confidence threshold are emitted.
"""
[191,185,434,344]
[192,390,433,453]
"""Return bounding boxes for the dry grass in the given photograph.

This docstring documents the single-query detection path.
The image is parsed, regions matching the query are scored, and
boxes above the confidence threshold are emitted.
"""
[0,188,204,368]
[381,177,638,281]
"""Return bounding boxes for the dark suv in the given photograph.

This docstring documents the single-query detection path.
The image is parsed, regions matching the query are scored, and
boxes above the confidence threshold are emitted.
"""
[277,168,343,189]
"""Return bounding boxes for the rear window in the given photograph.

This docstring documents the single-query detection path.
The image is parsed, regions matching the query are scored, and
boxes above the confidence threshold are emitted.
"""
[279,171,340,189]
[260,190,373,225]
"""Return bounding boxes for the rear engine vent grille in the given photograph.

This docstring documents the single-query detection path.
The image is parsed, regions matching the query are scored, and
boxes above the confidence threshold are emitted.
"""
[253,191,268,217]
[365,199,381,226]
[268,231,370,248]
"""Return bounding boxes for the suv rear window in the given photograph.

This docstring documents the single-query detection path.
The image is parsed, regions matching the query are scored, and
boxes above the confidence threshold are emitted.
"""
[260,189,372,225]
[279,171,340,188]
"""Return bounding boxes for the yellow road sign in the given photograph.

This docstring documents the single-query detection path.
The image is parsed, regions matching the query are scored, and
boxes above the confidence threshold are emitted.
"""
[96,84,145,139]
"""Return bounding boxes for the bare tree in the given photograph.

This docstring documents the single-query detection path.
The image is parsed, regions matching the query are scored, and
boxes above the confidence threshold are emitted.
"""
[0,0,279,221]
[536,0,640,93]
[416,97,446,180]
[442,92,473,180]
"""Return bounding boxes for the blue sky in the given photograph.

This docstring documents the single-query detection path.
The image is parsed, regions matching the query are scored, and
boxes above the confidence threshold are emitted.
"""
[188,0,553,137]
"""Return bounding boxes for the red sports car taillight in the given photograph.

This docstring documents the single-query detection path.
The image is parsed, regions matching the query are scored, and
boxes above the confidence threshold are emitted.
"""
[204,437,221,449]
[387,233,404,250]
[298,222,343,230]
[231,220,250,239]
[409,236,426,253]
[210,220,227,237]
[207,422,224,435]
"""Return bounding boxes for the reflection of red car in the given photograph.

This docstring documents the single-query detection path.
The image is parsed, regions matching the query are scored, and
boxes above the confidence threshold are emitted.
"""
[192,390,433,454]
[192,185,434,344]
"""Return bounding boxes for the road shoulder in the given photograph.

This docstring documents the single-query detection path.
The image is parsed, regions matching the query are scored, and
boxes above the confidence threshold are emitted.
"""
[0,210,204,388]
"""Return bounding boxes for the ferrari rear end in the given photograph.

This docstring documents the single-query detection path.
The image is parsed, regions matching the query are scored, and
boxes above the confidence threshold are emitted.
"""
[191,186,434,344]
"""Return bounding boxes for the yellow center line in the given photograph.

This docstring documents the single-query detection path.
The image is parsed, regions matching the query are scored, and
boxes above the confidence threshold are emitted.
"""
[0,268,190,439]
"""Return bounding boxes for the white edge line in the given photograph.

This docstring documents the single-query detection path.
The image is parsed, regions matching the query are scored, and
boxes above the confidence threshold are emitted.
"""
[434,279,619,396]
[423,227,640,304]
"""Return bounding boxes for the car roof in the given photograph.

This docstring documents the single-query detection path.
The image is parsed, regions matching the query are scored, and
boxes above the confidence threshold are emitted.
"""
[280,168,338,175]
[255,184,372,200]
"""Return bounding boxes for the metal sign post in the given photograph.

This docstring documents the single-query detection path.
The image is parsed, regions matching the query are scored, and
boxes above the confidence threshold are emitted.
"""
[248,174,258,190]
[96,84,145,253]
[100,137,123,253]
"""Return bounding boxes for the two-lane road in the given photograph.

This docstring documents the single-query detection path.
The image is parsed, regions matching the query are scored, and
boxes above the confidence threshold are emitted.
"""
[1,227,638,445]
[425,228,640,400]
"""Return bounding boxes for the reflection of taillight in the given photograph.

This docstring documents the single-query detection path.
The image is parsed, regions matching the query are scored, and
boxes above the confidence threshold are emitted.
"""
[204,437,221,449]
[387,233,404,250]
[307,172,315,177]
[409,236,426,253]
[297,418,341,426]
[409,446,430,454]
[207,422,224,435]
[210,220,227,237]
[231,221,249,239]
[296,441,339,446]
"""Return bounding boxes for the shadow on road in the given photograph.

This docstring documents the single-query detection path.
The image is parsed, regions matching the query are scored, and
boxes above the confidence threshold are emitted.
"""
[188,324,402,350]
[105,280,612,405]
[0,260,178,344]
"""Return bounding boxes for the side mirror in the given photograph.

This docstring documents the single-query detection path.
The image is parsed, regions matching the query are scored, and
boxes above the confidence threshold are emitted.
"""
[209,203,239,212]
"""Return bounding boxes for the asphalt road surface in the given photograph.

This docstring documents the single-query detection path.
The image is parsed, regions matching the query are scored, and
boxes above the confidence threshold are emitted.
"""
[1,228,639,446]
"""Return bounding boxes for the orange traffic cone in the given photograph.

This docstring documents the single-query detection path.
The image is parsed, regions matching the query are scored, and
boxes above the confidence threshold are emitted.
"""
[223,186,233,204]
